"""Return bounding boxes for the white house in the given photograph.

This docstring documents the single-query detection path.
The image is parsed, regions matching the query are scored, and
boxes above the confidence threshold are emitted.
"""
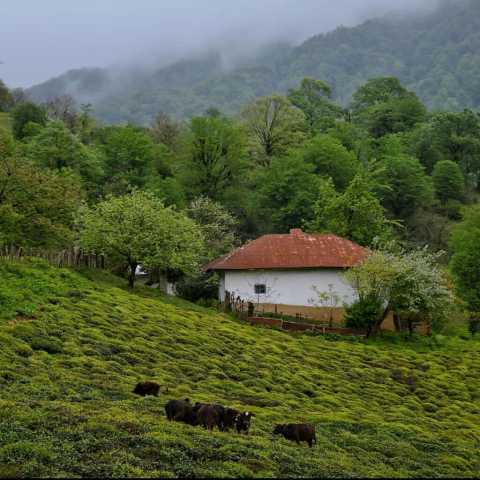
[206,229,368,323]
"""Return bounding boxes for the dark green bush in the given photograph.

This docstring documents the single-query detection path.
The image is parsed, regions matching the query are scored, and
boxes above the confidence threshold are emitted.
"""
[344,294,383,333]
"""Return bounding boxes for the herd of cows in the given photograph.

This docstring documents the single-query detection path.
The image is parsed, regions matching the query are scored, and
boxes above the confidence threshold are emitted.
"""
[133,381,317,448]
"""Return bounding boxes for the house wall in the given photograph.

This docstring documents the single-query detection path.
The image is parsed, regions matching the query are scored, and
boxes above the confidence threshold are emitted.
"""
[221,269,358,308]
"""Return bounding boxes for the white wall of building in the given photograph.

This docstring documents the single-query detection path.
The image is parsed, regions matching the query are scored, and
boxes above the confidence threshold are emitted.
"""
[220,269,358,307]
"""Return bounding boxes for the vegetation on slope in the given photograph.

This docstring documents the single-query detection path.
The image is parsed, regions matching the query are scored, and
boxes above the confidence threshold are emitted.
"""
[0,113,11,132]
[28,0,480,122]
[0,261,479,478]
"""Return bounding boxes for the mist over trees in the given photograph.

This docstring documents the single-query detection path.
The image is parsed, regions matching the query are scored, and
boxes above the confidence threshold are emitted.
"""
[25,0,480,124]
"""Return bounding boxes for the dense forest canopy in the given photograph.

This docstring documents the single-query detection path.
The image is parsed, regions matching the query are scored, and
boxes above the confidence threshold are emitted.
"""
[26,0,480,123]
[2,65,480,323]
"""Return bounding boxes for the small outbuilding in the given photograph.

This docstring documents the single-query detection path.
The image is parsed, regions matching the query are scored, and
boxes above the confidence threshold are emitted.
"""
[206,229,368,324]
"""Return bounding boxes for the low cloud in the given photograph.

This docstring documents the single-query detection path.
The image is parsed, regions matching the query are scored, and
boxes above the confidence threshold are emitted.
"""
[0,0,441,87]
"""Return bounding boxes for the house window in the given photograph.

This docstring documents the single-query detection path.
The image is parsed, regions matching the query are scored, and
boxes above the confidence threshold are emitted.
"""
[254,284,267,295]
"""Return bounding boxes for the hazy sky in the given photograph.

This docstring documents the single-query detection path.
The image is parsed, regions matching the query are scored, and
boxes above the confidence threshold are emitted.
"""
[0,0,439,88]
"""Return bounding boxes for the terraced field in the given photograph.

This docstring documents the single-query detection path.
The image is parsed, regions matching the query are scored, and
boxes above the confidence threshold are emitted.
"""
[0,260,479,477]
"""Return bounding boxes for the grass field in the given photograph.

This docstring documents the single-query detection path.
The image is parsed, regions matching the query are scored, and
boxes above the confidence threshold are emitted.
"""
[0,260,479,478]
[0,113,11,131]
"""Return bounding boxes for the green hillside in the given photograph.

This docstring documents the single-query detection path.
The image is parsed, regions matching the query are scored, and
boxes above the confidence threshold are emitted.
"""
[28,0,480,123]
[0,113,11,131]
[0,260,479,477]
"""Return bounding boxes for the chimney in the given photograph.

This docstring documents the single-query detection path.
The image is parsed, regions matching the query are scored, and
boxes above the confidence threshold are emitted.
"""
[290,229,303,236]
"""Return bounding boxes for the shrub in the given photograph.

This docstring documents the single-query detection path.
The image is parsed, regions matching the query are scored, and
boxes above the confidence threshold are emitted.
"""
[344,294,383,335]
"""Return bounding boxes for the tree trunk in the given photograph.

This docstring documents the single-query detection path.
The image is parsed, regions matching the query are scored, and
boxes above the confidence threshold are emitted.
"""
[128,262,137,289]
[369,305,391,338]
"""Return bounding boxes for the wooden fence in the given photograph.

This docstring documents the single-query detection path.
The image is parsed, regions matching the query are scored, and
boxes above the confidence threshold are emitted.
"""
[0,245,105,269]
[223,291,366,337]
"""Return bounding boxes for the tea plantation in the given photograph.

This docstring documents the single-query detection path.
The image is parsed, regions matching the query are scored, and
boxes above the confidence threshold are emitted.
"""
[0,260,479,477]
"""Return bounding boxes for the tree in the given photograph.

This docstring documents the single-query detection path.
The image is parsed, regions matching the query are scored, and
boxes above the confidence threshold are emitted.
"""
[430,110,480,183]
[346,246,453,335]
[363,96,427,138]
[97,125,158,195]
[432,160,465,204]
[351,77,414,117]
[450,206,480,312]
[300,134,359,190]
[0,130,83,248]
[305,175,394,247]
[79,191,204,288]
[11,102,48,140]
[287,77,344,133]
[255,155,320,233]
[45,95,78,130]
[351,78,426,137]
[186,196,238,261]
[379,154,434,220]
[180,115,247,201]
[177,197,239,302]
[0,79,13,112]
[150,112,182,151]
[25,121,105,197]
[241,95,307,165]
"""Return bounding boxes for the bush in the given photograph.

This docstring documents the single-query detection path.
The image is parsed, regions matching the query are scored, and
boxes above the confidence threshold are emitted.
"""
[469,313,480,337]
[344,294,383,333]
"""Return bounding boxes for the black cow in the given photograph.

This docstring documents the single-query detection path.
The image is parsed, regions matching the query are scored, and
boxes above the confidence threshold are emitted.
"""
[236,411,255,434]
[165,399,197,426]
[221,408,240,432]
[273,423,316,447]
[133,381,160,397]
[196,404,224,431]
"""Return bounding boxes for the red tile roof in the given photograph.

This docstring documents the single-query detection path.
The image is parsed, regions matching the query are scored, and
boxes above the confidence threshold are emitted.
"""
[206,229,367,271]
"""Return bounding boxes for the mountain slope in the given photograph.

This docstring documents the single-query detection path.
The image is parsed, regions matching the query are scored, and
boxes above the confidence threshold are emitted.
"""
[27,0,480,124]
[0,260,479,477]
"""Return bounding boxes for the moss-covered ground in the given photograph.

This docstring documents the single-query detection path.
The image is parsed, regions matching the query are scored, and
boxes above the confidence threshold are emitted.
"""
[0,260,479,478]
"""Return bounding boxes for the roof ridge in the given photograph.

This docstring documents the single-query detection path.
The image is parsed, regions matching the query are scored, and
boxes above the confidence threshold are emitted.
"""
[205,232,367,271]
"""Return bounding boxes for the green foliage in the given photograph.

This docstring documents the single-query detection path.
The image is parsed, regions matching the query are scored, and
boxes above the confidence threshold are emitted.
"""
[11,102,48,140]
[287,77,344,133]
[96,125,158,195]
[300,134,359,190]
[241,95,307,165]
[346,247,454,333]
[0,79,13,112]
[186,196,238,262]
[379,153,434,220]
[28,1,480,122]
[180,115,247,201]
[255,155,320,233]
[25,121,105,197]
[0,130,83,248]
[429,111,480,182]
[344,294,384,333]
[432,160,465,205]
[306,176,393,247]
[450,206,480,312]
[79,191,204,288]
[0,261,478,477]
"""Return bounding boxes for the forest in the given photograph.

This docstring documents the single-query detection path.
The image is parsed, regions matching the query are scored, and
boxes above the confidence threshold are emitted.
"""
[27,0,480,123]
[2,71,480,334]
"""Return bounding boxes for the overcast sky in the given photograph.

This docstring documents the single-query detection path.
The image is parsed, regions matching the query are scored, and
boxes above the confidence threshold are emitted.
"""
[0,0,440,88]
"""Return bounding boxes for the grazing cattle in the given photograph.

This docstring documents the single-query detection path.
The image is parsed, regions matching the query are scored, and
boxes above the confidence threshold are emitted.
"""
[273,424,316,447]
[221,408,240,432]
[165,399,197,426]
[133,381,160,397]
[236,412,255,434]
[196,404,224,431]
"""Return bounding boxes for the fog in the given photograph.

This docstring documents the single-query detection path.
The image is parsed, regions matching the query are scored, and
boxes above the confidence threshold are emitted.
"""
[0,0,441,88]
